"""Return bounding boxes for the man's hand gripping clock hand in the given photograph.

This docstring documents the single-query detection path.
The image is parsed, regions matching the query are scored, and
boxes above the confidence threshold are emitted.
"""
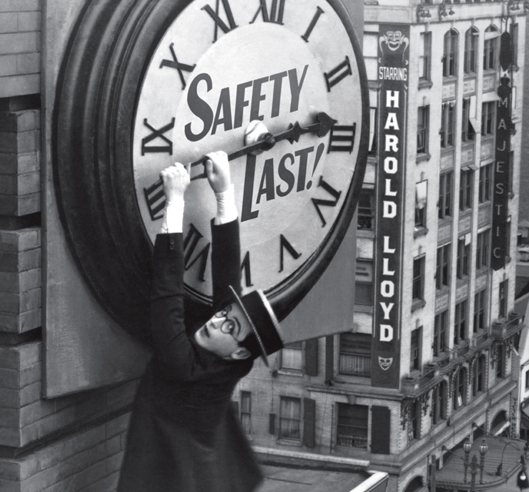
[159,162,190,234]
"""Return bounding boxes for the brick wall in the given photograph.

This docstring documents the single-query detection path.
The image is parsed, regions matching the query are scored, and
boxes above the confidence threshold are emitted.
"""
[0,3,135,491]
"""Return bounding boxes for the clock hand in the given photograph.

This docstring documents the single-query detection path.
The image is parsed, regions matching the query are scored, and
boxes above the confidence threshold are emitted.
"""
[143,112,336,220]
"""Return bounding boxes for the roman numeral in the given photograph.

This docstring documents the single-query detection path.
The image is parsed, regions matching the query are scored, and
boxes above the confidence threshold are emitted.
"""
[143,181,166,221]
[324,56,352,92]
[159,43,196,90]
[251,0,286,25]
[328,123,356,153]
[184,223,211,281]
[241,251,253,288]
[202,0,237,42]
[279,235,301,272]
[301,6,324,42]
[311,177,342,227]
[141,118,175,156]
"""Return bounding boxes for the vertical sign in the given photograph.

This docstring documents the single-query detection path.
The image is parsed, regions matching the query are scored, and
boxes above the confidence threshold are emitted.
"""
[372,26,409,389]
[491,74,512,270]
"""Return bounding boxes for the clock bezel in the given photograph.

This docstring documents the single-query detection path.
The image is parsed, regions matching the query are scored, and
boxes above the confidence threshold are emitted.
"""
[53,0,368,343]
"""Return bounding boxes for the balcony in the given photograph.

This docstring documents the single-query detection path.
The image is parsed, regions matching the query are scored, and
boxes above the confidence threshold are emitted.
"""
[491,312,524,340]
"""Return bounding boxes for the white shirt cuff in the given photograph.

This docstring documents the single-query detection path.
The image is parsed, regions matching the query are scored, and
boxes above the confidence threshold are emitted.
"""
[160,197,184,233]
[214,185,238,225]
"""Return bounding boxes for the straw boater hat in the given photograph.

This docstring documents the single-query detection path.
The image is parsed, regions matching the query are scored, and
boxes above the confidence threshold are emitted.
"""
[228,286,284,366]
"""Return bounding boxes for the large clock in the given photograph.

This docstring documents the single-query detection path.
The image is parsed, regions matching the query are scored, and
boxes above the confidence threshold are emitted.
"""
[54,0,368,343]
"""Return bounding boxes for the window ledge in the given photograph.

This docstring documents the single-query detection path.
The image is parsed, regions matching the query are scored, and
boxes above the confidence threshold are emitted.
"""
[356,229,375,238]
[277,369,304,378]
[442,76,457,83]
[277,439,302,447]
[354,304,373,314]
[414,226,428,238]
[419,79,433,90]
[416,153,431,164]
[411,299,426,313]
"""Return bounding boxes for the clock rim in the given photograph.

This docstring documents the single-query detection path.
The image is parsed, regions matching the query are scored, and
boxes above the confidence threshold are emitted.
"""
[52,0,368,343]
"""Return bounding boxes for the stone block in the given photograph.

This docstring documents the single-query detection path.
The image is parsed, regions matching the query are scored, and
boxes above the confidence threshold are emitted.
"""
[0,74,40,99]
[0,13,17,34]
[17,52,39,75]
[0,128,40,153]
[17,12,40,32]
[0,1,40,13]
[0,32,39,56]
[0,110,40,133]
[0,228,41,253]
[0,309,41,333]
[0,269,40,294]
[0,54,17,76]
[0,192,40,215]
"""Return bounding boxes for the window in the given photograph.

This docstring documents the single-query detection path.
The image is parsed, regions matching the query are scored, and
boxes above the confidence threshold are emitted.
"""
[525,370,529,390]
[464,27,478,74]
[499,279,508,318]
[407,400,421,442]
[432,381,447,425]
[419,32,432,81]
[454,300,467,344]
[472,356,486,396]
[438,172,453,219]
[415,181,428,229]
[453,368,467,410]
[482,101,495,137]
[459,168,474,211]
[436,244,450,290]
[281,342,303,371]
[355,260,373,306]
[440,102,455,148]
[434,311,448,356]
[357,189,374,231]
[240,391,252,434]
[413,255,425,301]
[476,229,490,269]
[474,290,487,333]
[410,327,422,372]
[443,30,458,77]
[462,98,476,142]
[279,397,301,440]
[339,333,371,377]
[457,235,470,279]
[417,105,429,154]
[479,164,492,203]
[483,25,498,71]
[368,107,377,155]
[496,344,505,379]
[336,403,368,448]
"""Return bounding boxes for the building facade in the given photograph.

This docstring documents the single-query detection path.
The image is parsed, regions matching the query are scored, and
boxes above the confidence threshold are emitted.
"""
[237,1,527,491]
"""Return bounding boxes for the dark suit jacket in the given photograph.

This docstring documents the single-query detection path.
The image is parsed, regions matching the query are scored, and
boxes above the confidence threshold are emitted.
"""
[117,220,263,492]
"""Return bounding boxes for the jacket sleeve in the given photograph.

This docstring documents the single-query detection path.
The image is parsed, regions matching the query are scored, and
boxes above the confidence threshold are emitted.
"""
[211,219,241,311]
[150,233,198,379]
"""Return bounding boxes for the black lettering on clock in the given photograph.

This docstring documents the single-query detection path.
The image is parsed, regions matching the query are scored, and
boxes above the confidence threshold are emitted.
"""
[241,251,253,288]
[251,0,286,25]
[202,0,238,43]
[311,177,342,227]
[141,118,175,156]
[143,181,166,221]
[301,6,324,42]
[324,56,352,92]
[159,43,196,90]
[328,123,356,153]
[279,234,301,272]
[184,223,211,281]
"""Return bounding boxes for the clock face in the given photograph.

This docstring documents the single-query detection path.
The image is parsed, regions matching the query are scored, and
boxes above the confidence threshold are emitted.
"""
[132,0,367,304]
[53,0,367,340]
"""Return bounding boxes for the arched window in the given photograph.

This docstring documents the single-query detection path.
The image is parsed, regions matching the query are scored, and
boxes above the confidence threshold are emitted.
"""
[443,29,459,77]
[404,476,424,492]
[464,27,479,74]
[484,25,498,71]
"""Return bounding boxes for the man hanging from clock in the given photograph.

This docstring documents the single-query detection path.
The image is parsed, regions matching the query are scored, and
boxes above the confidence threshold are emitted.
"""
[117,146,284,492]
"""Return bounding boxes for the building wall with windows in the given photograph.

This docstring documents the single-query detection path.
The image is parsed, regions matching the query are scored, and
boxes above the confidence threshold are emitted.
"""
[238,2,527,492]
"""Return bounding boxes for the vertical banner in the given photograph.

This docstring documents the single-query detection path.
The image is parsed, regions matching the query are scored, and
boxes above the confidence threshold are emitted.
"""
[491,74,512,270]
[371,25,409,389]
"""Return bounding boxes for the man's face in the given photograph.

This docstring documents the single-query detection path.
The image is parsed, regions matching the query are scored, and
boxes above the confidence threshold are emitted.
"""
[194,301,253,360]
